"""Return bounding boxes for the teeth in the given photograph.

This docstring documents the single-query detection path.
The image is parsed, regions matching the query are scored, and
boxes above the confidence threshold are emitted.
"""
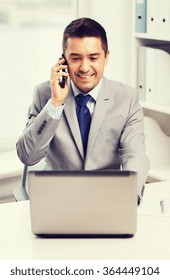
[79,75,91,78]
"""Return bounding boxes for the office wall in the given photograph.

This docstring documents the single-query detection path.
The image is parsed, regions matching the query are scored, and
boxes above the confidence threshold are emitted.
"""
[0,0,132,150]
[0,1,76,150]
[78,0,133,85]
[0,0,133,203]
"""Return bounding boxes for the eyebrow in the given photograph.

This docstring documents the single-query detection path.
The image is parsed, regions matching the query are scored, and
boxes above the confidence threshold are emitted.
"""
[69,53,101,57]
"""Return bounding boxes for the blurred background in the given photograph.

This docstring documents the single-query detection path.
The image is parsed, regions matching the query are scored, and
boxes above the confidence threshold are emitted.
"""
[0,0,132,202]
[0,0,132,150]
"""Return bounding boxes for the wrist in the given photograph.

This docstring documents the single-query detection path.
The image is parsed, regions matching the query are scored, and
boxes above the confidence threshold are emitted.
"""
[50,98,64,108]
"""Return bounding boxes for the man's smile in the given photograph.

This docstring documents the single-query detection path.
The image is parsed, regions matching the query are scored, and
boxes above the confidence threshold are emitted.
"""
[77,73,95,79]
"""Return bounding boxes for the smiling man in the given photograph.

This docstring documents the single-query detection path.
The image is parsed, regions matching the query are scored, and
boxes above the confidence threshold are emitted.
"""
[16,17,149,203]
[65,37,108,93]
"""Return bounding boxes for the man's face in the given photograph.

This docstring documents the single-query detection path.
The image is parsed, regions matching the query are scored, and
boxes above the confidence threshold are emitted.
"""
[64,37,109,93]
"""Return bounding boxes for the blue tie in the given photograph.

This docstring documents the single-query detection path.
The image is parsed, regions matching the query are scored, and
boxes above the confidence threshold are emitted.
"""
[75,94,92,154]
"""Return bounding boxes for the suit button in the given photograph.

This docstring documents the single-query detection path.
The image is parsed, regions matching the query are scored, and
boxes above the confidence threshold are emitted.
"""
[37,129,41,135]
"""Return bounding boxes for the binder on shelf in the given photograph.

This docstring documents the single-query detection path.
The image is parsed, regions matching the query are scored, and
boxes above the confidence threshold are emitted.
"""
[145,47,155,104]
[158,0,170,38]
[138,46,170,105]
[146,0,170,38]
[152,48,170,105]
[147,0,158,36]
[136,0,147,33]
[137,46,146,101]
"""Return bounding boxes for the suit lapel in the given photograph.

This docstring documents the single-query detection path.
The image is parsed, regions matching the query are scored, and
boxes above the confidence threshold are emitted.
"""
[64,78,110,162]
[64,88,84,159]
[85,80,110,160]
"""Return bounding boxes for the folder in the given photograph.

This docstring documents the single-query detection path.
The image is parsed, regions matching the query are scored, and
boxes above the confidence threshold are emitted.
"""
[147,0,158,36]
[145,47,154,104]
[136,0,147,33]
[145,47,170,105]
[137,46,146,101]
[158,0,170,38]
[138,47,170,105]
[153,48,170,105]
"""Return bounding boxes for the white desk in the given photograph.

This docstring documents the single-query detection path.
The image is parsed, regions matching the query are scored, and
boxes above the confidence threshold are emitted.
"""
[138,180,170,216]
[0,182,170,260]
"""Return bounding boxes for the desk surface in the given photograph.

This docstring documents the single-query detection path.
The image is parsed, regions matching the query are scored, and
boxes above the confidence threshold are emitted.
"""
[138,180,170,216]
[0,182,170,260]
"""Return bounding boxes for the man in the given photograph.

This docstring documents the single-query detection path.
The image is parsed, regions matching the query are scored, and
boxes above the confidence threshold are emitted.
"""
[16,17,149,202]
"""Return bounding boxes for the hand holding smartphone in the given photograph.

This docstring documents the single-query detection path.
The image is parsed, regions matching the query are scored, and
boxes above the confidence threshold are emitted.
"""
[59,54,68,88]
[50,55,69,107]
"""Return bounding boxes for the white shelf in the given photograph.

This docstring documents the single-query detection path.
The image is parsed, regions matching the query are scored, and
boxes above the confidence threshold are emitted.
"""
[140,102,170,115]
[133,0,170,182]
[135,33,170,42]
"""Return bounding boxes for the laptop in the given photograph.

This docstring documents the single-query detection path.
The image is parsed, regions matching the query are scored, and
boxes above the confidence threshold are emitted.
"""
[28,170,137,237]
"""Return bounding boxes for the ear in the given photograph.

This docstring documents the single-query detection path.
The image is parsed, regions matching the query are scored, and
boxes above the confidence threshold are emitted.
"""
[104,50,110,66]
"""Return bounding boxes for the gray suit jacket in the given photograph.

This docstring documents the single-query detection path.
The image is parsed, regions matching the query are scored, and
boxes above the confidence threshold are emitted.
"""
[16,77,149,197]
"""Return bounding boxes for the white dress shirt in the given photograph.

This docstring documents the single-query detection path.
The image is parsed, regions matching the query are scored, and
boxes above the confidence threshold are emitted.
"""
[46,79,103,119]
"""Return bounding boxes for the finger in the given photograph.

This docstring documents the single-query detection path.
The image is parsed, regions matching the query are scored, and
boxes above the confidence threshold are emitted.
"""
[53,57,65,68]
[50,71,69,86]
[51,70,69,81]
[51,64,68,76]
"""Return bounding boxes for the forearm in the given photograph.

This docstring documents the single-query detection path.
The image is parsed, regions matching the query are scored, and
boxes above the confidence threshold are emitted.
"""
[121,150,149,197]
[119,92,150,197]
[16,104,61,165]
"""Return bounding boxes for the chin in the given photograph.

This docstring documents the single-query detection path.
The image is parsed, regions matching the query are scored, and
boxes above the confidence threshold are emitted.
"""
[79,85,93,93]
[77,81,96,93]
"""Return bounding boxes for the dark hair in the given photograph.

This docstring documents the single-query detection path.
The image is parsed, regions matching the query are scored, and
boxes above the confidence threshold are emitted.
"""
[62,17,108,55]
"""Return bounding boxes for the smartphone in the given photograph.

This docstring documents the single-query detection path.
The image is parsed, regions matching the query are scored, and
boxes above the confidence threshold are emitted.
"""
[59,54,67,88]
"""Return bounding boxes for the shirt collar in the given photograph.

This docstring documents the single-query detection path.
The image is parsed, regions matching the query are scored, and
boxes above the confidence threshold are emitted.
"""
[71,79,103,102]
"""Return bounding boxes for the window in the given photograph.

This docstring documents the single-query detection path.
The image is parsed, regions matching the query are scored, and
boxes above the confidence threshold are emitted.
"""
[0,0,77,151]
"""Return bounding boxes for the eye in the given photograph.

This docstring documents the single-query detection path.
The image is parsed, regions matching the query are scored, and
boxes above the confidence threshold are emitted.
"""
[71,57,79,61]
[90,57,98,61]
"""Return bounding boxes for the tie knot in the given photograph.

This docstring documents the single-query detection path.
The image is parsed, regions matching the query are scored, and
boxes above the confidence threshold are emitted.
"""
[75,94,91,106]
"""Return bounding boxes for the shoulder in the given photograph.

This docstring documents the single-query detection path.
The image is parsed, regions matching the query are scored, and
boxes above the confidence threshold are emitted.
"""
[35,81,51,94]
[33,81,51,106]
[102,77,138,104]
[103,76,136,95]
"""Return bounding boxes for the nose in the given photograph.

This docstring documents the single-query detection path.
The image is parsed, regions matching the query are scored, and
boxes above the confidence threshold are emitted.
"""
[79,59,90,72]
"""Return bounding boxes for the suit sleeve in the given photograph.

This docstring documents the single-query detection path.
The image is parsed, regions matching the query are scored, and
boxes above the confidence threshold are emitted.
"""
[119,89,150,198]
[16,85,61,165]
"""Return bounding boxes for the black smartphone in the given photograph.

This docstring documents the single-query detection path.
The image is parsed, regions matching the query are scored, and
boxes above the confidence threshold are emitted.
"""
[59,54,67,88]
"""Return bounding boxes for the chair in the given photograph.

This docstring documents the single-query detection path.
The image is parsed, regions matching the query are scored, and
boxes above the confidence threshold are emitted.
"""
[13,165,29,201]
[13,159,46,201]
